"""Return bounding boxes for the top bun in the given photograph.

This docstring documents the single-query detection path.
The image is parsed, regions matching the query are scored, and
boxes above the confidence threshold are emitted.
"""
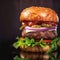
[20,6,59,23]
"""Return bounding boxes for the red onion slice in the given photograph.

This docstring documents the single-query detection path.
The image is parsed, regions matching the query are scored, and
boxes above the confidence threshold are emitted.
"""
[25,26,57,31]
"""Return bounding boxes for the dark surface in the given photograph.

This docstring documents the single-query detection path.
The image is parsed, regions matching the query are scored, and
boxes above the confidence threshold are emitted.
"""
[0,0,60,60]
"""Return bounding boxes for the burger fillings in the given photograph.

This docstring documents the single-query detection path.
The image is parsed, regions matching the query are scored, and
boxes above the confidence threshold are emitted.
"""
[20,6,59,40]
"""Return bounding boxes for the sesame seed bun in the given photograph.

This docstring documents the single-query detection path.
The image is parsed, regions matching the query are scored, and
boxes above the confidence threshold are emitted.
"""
[20,6,59,23]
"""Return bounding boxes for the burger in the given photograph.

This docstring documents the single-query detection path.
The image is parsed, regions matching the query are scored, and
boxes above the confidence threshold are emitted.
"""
[13,6,60,53]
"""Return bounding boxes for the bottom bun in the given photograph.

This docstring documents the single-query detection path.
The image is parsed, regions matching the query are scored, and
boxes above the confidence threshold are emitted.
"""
[20,46,49,52]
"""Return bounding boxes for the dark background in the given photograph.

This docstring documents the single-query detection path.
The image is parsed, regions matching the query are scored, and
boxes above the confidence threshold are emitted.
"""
[0,0,60,60]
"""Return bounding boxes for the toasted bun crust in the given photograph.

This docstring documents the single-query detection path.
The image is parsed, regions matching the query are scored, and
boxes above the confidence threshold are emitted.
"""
[20,46,50,52]
[20,6,59,23]
[20,46,43,52]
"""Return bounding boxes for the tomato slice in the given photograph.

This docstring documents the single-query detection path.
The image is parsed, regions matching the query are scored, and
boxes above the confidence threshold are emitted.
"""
[43,40,52,43]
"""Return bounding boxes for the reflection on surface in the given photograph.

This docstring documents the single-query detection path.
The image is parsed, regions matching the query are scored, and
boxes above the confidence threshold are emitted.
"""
[19,51,56,60]
[13,50,60,60]
[20,51,49,60]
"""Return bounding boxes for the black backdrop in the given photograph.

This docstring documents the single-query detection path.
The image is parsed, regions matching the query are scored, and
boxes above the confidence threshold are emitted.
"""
[0,0,60,60]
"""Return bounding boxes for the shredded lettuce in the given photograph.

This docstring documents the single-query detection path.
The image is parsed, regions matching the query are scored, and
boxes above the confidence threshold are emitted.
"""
[47,37,60,54]
[13,37,47,49]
